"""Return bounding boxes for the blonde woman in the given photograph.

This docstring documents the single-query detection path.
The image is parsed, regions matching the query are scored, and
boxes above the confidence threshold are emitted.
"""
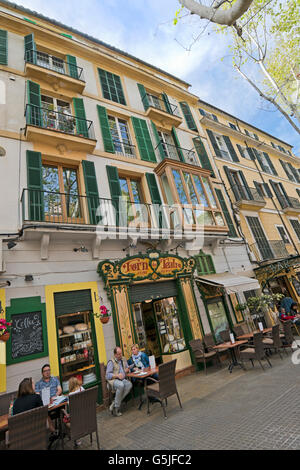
[62,377,84,447]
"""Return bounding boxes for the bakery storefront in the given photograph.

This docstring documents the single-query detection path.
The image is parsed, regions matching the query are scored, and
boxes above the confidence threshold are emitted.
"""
[98,251,204,371]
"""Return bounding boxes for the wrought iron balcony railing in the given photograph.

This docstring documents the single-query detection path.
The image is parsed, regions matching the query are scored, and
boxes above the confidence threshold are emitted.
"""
[277,195,300,211]
[25,50,85,81]
[250,240,290,262]
[156,141,199,166]
[25,104,95,140]
[229,184,265,204]
[112,139,137,159]
[141,93,179,116]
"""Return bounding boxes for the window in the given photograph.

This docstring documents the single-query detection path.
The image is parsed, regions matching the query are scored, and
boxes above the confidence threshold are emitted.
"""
[36,51,64,73]
[214,134,231,161]
[41,95,73,133]
[276,225,291,244]
[107,115,135,157]
[229,123,237,130]
[98,68,126,105]
[255,149,275,175]
[290,219,300,242]
[238,145,253,160]
[254,181,267,198]
[246,216,273,260]
[157,131,179,161]
[199,109,218,121]
[245,129,259,140]
[119,176,147,226]
[280,160,299,183]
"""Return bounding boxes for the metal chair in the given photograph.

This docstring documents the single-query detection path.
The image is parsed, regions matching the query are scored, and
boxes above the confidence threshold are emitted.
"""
[145,359,182,419]
[7,405,48,450]
[240,332,272,371]
[62,386,100,450]
[189,339,221,374]
[203,333,228,365]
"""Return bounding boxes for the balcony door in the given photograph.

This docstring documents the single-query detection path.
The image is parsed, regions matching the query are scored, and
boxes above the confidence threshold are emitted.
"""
[119,176,148,227]
[157,131,179,161]
[246,216,273,260]
[42,164,83,223]
[107,115,135,158]
[41,95,73,134]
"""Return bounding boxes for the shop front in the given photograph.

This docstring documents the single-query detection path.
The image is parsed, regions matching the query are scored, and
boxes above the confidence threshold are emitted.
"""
[97,251,203,371]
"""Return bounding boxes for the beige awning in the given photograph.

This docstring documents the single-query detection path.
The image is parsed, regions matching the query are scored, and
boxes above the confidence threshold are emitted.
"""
[195,272,260,294]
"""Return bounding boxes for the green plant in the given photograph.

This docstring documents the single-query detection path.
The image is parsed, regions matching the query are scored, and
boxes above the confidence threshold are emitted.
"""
[246,293,284,315]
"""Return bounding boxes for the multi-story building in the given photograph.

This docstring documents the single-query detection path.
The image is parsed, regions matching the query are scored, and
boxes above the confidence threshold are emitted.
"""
[0,1,259,399]
[198,99,300,306]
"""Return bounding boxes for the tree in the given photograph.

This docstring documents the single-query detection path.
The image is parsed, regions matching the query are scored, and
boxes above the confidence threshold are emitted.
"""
[179,0,254,27]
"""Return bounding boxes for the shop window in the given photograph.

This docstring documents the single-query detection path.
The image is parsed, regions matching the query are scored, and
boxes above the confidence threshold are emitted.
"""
[153,298,186,354]
[194,250,216,275]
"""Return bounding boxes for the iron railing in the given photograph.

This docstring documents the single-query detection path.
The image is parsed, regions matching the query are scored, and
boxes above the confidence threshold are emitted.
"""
[250,240,290,262]
[25,104,95,140]
[229,184,265,204]
[142,93,179,116]
[277,195,300,211]
[112,139,137,158]
[25,49,85,81]
[155,141,199,166]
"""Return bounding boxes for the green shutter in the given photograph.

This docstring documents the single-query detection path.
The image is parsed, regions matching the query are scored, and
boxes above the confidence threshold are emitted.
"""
[151,121,165,161]
[179,102,197,131]
[215,189,237,237]
[106,165,122,227]
[146,173,165,228]
[26,80,42,126]
[252,148,267,172]
[171,127,184,162]
[24,33,36,64]
[224,166,240,201]
[97,105,115,153]
[73,98,88,138]
[0,30,8,65]
[263,152,277,175]
[194,250,216,275]
[236,144,244,159]
[137,83,149,111]
[66,55,78,79]
[264,183,273,198]
[238,170,253,200]
[131,117,156,162]
[206,129,221,158]
[98,68,126,105]
[193,137,215,177]
[223,135,239,162]
[26,151,44,221]
[82,160,100,225]
[288,163,300,183]
[162,93,172,114]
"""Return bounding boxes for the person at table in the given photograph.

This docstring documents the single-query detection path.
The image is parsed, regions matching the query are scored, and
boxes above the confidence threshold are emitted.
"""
[280,296,297,314]
[35,364,62,403]
[128,344,150,371]
[279,306,300,324]
[106,347,132,417]
[61,377,84,447]
[12,377,43,415]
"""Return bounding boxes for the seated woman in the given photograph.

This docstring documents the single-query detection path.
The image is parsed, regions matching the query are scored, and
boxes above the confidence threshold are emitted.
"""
[128,344,150,371]
[279,306,300,324]
[62,377,85,447]
[12,377,43,415]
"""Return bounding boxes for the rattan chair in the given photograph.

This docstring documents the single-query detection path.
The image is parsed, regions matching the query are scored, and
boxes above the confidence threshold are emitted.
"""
[280,320,296,353]
[7,405,48,450]
[62,386,100,450]
[262,324,285,359]
[189,339,221,375]
[240,332,272,371]
[145,359,182,419]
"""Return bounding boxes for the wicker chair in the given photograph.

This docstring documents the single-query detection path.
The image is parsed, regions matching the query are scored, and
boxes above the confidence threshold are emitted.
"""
[189,339,221,375]
[240,332,272,371]
[62,386,100,450]
[280,320,296,353]
[145,359,182,419]
[7,405,48,450]
[262,324,285,359]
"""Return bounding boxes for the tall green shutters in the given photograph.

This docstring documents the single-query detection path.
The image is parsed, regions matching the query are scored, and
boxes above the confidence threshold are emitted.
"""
[162,93,172,114]
[73,98,88,138]
[131,117,156,162]
[215,189,237,237]
[206,130,222,158]
[137,83,149,111]
[179,102,197,131]
[24,33,36,64]
[171,127,184,162]
[82,161,100,225]
[97,105,115,153]
[98,68,126,105]
[0,30,8,65]
[151,121,165,161]
[26,150,44,221]
[26,80,42,126]
[106,165,122,226]
[66,55,78,79]
[193,137,215,177]
[194,250,215,275]
[223,136,239,162]
[146,173,164,228]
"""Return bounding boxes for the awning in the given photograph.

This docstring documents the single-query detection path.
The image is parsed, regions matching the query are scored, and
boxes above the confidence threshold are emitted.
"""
[195,272,260,294]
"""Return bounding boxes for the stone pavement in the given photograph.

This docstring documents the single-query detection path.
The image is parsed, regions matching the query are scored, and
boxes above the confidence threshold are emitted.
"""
[63,346,300,451]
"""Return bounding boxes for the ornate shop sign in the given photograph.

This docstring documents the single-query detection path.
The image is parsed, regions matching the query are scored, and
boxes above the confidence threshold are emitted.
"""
[254,255,300,287]
[97,250,196,288]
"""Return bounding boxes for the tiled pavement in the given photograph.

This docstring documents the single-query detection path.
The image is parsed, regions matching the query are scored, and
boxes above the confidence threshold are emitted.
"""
[62,347,300,450]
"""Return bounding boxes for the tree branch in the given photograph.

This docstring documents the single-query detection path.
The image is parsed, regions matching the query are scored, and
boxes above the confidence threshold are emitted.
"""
[180,0,254,26]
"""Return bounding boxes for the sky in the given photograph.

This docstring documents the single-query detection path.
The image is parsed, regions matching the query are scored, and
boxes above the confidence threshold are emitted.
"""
[10,0,300,154]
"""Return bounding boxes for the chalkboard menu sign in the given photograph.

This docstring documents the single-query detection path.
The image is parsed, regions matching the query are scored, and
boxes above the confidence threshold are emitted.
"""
[11,311,44,360]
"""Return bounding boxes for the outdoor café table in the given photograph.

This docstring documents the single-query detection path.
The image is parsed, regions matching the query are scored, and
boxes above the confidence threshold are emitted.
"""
[127,367,159,410]
[213,340,248,373]
[236,328,272,341]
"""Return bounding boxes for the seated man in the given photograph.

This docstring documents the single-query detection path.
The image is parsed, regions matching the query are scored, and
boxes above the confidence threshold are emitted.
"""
[35,364,62,436]
[106,347,132,417]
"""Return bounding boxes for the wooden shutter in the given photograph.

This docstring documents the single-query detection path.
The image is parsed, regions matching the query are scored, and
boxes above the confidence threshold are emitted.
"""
[223,135,239,162]
[0,30,8,65]
[82,160,99,225]
[206,130,221,158]
[171,127,184,162]
[224,166,240,201]
[179,102,197,131]
[66,55,78,79]
[106,165,122,226]
[246,216,273,260]
[97,105,115,153]
[288,163,300,183]
[98,68,126,105]
[131,117,156,162]
[238,170,253,200]
[146,173,164,228]
[162,93,172,114]
[263,152,277,175]
[54,290,92,316]
[264,183,273,198]
[269,180,289,209]
[26,150,44,221]
[236,144,245,159]
[253,181,264,198]
[137,83,149,110]
[73,98,88,138]
[26,80,42,126]
[24,33,36,64]
[151,121,165,161]
[215,189,237,237]
[193,137,215,177]
[252,148,267,172]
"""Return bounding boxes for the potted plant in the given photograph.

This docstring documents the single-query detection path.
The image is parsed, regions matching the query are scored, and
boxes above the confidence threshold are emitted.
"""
[99,305,111,324]
[245,293,284,327]
[0,318,12,342]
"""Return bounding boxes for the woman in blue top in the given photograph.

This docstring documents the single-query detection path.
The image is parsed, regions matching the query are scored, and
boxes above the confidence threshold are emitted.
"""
[128,344,150,371]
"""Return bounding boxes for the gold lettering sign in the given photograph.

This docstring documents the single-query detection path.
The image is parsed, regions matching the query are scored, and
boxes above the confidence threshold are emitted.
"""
[157,257,183,276]
[120,258,152,279]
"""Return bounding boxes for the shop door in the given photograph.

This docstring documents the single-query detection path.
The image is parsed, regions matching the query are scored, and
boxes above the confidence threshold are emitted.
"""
[153,297,186,354]
[132,301,161,359]
[207,298,231,343]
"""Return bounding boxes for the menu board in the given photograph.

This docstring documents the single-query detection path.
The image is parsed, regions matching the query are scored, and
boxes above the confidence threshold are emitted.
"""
[10,311,44,360]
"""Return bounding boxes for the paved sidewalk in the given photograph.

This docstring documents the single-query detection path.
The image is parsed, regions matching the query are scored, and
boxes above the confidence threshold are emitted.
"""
[65,347,300,450]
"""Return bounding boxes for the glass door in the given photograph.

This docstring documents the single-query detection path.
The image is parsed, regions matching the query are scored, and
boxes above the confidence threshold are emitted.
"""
[207,298,231,343]
[153,297,186,354]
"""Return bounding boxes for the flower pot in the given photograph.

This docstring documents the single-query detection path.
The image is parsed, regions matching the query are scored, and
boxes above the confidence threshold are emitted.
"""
[100,316,110,324]
[0,332,10,342]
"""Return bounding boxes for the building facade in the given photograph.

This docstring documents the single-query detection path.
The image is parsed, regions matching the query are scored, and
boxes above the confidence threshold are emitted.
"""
[0,1,264,400]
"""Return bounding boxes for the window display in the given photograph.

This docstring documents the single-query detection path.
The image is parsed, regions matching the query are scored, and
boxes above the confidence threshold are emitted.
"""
[57,310,98,392]
[153,298,186,353]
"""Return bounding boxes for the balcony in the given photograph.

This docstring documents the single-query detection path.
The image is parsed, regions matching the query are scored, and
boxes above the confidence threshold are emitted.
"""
[112,139,137,159]
[229,185,266,210]
[277,195,300,215]
[141,93,182,128]
[250,240,291,262]
[25,50,85,93]
[25,104,96,152]
[155,141,200,166]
